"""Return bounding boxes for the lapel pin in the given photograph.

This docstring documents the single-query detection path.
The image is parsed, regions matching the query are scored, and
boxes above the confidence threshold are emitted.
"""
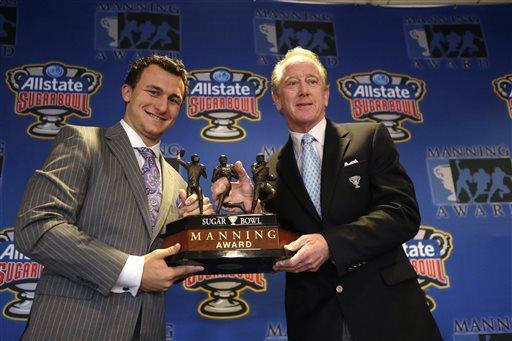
[349,175,361,188]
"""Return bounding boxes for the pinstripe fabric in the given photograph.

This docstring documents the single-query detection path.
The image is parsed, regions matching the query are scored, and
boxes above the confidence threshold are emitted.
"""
[15,123,186,340]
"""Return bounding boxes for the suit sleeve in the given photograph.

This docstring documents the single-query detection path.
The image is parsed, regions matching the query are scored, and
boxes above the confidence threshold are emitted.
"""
[15,126,128,296]
[322,123,420,276]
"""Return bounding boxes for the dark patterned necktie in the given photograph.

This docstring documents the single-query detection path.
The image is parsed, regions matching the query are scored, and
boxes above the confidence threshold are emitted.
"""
[135,147,162,231]
[301,133,322,217]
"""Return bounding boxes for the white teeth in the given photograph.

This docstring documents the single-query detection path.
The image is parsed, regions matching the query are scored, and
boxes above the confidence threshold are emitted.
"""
[148,113,164,120]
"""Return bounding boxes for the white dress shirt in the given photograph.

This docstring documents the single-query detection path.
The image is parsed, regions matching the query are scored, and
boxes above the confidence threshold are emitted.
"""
[111,119,163,296]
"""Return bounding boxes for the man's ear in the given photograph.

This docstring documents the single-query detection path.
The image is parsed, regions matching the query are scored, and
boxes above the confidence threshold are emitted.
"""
[272,91,282,111]
[121,84,132,103]
[324,84,330,107]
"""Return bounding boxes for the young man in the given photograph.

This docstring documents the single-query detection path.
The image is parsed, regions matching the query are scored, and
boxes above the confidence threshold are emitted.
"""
[15,55,212,340]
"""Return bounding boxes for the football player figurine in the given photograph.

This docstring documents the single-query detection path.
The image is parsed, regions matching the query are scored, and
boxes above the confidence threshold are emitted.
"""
[177,150,208,214]
[211,155,239,214]
[251,153,276,214]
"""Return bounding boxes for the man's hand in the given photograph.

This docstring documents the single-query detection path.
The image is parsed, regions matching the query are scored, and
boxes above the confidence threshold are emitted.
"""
[211,161,253,213]
[140,244,203,292]
[178,189,213,216]
[273,234,330,273]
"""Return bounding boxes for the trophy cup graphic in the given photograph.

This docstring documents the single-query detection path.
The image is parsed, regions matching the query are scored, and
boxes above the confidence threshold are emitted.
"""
[5,282,38,317]
[184,274,266,318]
[199,280,247,315]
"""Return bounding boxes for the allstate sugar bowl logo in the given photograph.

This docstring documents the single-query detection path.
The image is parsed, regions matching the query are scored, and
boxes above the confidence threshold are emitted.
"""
[492,73,512,119]
[186,67,267,142]
[404,225,452,311]
[0,228,44,320]
[338,70,426,142]
[5,62,102,138]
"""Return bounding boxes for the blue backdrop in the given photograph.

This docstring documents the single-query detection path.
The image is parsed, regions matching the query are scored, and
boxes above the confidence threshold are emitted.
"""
[1,0,511,340]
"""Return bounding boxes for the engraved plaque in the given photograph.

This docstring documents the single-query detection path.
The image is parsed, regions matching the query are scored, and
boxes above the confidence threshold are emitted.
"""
[162,214,297,274]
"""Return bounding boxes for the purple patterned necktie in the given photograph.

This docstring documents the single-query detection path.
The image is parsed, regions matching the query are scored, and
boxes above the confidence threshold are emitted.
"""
[135,147,162,231]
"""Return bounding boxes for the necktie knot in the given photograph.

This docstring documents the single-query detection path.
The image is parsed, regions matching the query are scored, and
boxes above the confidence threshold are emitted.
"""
[135,147,156,160]
[302,133,315,146]
[135,147,158,175]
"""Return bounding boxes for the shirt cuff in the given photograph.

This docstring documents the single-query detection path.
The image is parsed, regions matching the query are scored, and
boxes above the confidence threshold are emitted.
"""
[111,255,144,297]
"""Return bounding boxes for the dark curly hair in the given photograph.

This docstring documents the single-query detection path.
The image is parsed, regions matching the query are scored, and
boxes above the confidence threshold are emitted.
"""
[124,55,188,99]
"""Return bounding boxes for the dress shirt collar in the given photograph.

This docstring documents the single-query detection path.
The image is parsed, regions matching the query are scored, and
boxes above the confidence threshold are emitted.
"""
[289,117,326,158]
[120,119,161,158]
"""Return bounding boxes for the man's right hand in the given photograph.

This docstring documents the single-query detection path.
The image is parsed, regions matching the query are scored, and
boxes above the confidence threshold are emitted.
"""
[178,189,213,217]
[140,244,203,292]
[211,161,254,213]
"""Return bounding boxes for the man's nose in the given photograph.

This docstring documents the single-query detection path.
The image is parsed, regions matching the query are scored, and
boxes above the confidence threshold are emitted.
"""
[298,80,309,95]
[154,96,168,112]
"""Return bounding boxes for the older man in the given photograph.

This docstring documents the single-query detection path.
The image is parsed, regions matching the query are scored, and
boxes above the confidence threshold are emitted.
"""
[212,47,441,341]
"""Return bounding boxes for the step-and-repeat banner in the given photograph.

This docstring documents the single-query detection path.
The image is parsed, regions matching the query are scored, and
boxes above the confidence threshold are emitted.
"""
[1,0,511,340]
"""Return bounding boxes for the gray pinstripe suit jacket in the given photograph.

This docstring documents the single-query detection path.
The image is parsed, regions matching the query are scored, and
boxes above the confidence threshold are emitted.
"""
[15,123,186,340]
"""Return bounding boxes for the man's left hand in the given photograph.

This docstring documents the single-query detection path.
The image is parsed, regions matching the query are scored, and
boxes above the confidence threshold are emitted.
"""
[178,189,213,216]
[273,233,329,273]
[211,161,253,213]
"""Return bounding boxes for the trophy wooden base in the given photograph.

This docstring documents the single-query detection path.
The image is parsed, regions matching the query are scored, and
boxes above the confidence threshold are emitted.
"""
[162,214,297,274]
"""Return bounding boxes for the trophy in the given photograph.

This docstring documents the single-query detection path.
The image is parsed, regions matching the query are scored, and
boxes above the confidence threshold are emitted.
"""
[162,153,297,274]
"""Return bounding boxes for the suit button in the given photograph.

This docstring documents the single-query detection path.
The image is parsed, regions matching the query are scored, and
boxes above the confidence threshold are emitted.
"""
[122,287,130,291]
[336,285,343,293]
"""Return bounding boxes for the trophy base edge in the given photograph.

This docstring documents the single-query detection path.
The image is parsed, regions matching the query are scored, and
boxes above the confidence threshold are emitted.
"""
[165,249,293,274]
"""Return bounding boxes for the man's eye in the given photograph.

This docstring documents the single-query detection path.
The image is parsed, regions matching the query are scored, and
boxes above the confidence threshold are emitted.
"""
[286,80,298,87]
[307,78,319,85]
[147,90,158,96]
[169,97,182,105]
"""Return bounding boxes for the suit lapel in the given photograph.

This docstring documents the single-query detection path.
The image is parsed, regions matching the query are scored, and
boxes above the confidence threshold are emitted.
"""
[153,158,173,240]
[277,137,321,221]
[321,120,350,216]
[105,123,152,235]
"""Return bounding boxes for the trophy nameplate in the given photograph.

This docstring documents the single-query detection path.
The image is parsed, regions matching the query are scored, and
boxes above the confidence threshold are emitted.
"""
[162,214,297,274]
